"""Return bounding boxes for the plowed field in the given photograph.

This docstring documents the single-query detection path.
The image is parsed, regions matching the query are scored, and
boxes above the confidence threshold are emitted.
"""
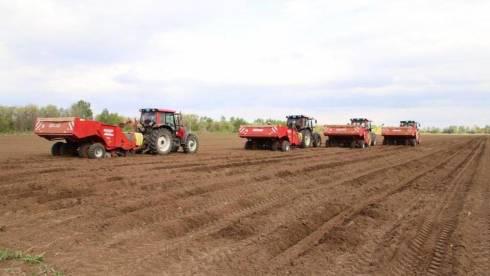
[0,134,488,275]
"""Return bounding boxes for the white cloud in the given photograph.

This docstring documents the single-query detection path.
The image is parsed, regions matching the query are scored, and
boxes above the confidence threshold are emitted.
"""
[0,0,489,126]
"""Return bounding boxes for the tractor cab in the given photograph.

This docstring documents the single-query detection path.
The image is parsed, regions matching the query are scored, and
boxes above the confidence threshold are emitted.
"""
[139,108,181,131]
[286,115,321,148]
[350,118,372,130]
[286,115,317,131]
[400,121,419,128]
[138,108,198,155]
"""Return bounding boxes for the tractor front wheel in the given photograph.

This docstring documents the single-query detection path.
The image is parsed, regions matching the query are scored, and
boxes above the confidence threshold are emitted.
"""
[87,143,106,159]
[312,133,322,147]
[183,134,199,154]
[300,130,312,148]
[149,129,173,155]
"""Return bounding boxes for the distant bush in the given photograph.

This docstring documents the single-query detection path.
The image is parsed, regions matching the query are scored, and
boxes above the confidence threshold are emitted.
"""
[1,102,488,134]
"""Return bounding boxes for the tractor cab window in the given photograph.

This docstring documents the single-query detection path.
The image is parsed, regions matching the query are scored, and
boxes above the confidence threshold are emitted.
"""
[287,118,296,129]
[351,120,361,127]
[141,112,156,125]
[165,113,176,129]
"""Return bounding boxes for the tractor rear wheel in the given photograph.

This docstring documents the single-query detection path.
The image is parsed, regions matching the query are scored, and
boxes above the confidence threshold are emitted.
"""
[183,134,199,154]
[149,129,173,155]
[87,143,106,159]
[300,130,312,148]
[280,140,291,152]
[271,140,279,151]
[78,143,90,158]
[51,142,64,156]
[312,133,322,147]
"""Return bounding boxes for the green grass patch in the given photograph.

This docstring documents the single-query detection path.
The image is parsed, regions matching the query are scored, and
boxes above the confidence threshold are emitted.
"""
[0,248,63,276]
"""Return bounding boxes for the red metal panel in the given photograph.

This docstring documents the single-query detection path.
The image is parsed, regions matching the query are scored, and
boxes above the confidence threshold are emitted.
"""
[324,125,363,137]
[382,127,417,137]
[239,125,281,138]
[34,117,76,136]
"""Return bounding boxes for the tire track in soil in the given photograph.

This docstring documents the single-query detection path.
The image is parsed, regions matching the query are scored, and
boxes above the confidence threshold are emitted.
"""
[90,146,412,230]
[342,140,484,275]
[160,139,479,275]
[266,138,483,272]
[380,139,484,276]
[124,139,475,274]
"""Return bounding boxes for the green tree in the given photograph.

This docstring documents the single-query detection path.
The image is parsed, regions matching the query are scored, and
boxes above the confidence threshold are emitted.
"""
[39,105,61,117]
[95,108,125,125]
[69,100,93,119]
[13,105,39,132]
[229,117,248,132]
[0,106,15,132]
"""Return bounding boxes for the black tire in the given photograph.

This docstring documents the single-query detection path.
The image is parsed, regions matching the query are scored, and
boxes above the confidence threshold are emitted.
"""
[148,128,173,155]
[245,141,253,150]
[371,134,377,146]
[171,144,180,153]
[271,140,279,151]
[87,143,106,159]
[60,143,77,156]
[410,138,417,147]
[325,137,331,148]
[183,134,199,154]
[51,142,64,156]
[78,143,90,158]
[300,129,312,148]
[280,140,291,152]
[312,133,322,147]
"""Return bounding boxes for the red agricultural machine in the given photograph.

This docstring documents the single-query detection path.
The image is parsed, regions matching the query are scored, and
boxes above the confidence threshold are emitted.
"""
[35,108,199,159]
[324,118,377,148]
[382,121,420,146]
[239,115,321,152]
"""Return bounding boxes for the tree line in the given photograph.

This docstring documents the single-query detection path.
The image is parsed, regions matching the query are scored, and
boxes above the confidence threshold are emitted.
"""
[421,126,490,134]
[1,101,489,134]
[0,101,284,133]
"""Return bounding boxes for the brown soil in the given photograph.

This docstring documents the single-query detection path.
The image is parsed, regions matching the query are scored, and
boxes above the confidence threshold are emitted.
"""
[0,133,488,275]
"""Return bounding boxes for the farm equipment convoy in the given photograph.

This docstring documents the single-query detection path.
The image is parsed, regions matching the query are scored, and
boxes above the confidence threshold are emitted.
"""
[382,120,420,146]
[324,118,377,148]
[35,108,199,159]
[239,115,322,152]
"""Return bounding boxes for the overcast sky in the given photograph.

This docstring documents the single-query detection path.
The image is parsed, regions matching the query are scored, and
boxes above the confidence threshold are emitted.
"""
[1,0,489,126]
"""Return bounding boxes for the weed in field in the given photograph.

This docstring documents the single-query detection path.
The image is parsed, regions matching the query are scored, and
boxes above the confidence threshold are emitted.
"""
[0,248,63,276]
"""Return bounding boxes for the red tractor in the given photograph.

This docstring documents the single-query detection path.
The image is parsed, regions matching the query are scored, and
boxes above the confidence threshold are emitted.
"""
[239,115,321,151]
[382,120,420,146]
[324,118,377,148]
[138,108,199,154]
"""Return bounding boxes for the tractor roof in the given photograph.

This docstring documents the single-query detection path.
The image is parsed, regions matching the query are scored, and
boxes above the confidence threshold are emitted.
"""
[286,115,314,119]
[350,118,371,122]
[400,120,417,124]
[140,108,176,113]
